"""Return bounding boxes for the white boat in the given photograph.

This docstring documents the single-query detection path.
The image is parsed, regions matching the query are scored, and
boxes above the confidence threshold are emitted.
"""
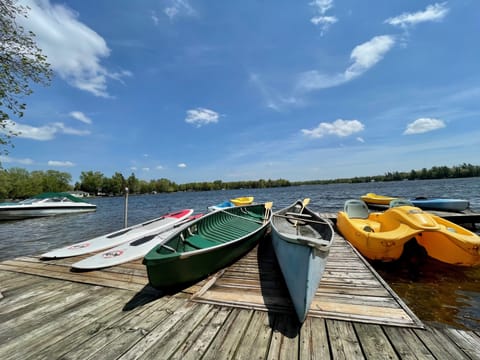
[41,209,194,258]
[270,199,334,322]
[0,192,97,220]
[71,213,202,270]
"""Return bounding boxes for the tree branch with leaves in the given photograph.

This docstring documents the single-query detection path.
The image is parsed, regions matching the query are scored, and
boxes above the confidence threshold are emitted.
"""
[0,0,52,154]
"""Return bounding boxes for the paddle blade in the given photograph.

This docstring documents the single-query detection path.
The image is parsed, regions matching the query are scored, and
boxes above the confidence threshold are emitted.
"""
[263,202,273,224]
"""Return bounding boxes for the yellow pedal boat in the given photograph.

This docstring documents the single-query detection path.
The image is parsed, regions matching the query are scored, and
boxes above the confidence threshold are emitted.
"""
[336,199,480,266]
[360,193,397,206]
[230,196,254,206]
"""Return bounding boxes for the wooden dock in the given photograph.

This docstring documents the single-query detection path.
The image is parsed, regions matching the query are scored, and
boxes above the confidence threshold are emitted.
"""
[1,225,479,359]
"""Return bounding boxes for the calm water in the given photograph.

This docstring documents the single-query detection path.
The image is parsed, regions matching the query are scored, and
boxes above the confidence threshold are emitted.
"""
[1,178,479,330]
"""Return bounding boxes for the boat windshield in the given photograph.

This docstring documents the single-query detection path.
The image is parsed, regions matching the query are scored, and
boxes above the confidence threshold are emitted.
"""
[18,196,70,205]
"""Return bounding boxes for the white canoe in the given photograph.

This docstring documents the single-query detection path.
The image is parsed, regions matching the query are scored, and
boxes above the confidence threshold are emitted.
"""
[71,214,203,270]
[41,209,194,258]
[271,200,334,322]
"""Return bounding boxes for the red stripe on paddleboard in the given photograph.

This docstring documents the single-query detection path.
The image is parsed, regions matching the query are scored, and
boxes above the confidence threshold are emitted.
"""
[165,209,193,218]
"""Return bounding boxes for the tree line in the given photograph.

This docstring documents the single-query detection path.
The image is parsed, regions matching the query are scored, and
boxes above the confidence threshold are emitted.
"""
[0,163,479,200]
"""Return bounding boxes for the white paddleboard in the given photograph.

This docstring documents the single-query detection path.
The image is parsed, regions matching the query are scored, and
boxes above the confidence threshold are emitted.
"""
[41,209,194,258]
[71,214,203,269]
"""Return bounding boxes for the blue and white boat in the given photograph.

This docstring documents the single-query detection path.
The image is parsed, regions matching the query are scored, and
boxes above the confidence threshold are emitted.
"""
[207,200,234,212]
[409,197,470,212]
[270,199,334,322]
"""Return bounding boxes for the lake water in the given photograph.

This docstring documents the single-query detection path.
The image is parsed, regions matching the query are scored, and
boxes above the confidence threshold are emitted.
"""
[1,177,479,330]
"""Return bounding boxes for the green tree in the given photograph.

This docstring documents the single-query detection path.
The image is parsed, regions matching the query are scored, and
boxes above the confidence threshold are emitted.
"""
[127,172,140,194]
[79,171,104,194]
[0,169,11,199]
[0,0,52,156]
[7,167,31,198]
[41,170,72,192]
[110,172,126,195]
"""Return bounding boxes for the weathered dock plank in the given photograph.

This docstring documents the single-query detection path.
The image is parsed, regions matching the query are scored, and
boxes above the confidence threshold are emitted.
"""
[169,306,232,360]
[201,309,254,360]
[353,322,398,360]
[0,270,479,359]
[327,319,364,359]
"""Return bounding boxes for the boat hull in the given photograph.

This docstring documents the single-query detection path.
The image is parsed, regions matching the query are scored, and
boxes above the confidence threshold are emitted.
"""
[416,215,480,266]
[410,198,469,212]
[271,200,333,322]
[338,200,480,266]
[0,205,96,220]
[143,204,270,288]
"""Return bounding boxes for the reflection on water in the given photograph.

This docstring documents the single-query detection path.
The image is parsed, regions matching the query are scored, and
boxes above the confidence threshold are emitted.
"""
[374,255,480,331]
[0,177,479,330]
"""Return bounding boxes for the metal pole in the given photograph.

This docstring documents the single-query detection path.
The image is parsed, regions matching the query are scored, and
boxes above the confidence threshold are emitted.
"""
[124,187,129,228]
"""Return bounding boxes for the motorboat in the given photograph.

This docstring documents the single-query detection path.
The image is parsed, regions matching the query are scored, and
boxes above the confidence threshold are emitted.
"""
[0,192,96,220]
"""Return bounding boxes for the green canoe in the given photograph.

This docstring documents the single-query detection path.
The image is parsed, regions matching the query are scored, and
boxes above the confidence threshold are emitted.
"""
[143,203,272,288]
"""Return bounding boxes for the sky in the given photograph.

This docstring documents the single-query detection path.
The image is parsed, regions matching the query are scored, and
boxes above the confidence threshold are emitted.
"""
[2,0,479,184]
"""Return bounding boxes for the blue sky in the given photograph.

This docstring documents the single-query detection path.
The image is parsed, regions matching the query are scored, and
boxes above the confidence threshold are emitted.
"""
[2,1,479,184]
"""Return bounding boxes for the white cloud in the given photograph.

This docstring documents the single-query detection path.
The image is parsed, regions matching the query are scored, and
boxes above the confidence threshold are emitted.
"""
[385,3,449,28]
[142,167,150,172]
[151,10,159,25]
[0,155,34,165]
[164,0,196,20]
[345,35,396,80]
[356,137,365,143]
[48,160,75,167]
[185,108,220,127]
[178,163,187,168]
[310,0,334,14]
[20,0,131,97]
[51,122,90,136]
[1,120,90,141]
[302,119,365,138]
[310,0,338,36]
[311,16,338,28]
[404,118,446,135]
[297,35,395,91]
[249,73,301,111]
[309,0,337,35]
[69,111,92,124]
[156,165,164,170]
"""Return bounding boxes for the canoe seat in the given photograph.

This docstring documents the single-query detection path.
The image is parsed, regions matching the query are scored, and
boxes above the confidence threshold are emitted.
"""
[344,199,369,219]
[185,235,219,249]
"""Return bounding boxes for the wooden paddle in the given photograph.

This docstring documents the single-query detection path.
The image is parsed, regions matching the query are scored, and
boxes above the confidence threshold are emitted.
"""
[293,198,310,227]
[264,202,273,224]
